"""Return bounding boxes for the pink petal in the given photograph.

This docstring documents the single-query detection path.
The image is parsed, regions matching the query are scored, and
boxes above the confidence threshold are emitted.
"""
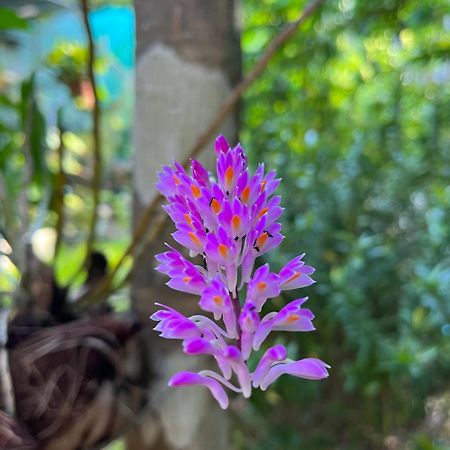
[169,371,229,409]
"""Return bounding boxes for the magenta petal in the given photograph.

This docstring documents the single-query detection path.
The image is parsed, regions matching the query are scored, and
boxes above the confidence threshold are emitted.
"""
[241,250,256,284]
[253,298,315,349]
[191,159,210,187]
[166,272,206,295]
[157,319,201,340]
[183,338,216,355]
[239,302,259,360]
[169,371,229,409]
[259,358,330,391]
[240,331,254,361]
[252,320,273,351]
[246,264,280,311]
[172,230,205,254]
[215,135,230,155]
[272,309,315,332]
[151,304,204,340]
[282,273,315,290]
[252,345,287,388]
[199,276,237,337]
[224,346,252,397]
[150,310,173,321]
[279,255,316,290]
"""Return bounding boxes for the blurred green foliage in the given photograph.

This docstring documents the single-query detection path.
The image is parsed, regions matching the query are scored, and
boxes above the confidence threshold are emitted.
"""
[239,0,450,448]
[46,42,88,90]
[0,5,131,308]
[1,1,449,448]
[0,7,28,31]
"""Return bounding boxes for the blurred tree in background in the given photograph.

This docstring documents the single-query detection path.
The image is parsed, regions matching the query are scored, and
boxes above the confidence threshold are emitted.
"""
[0,0,449,449]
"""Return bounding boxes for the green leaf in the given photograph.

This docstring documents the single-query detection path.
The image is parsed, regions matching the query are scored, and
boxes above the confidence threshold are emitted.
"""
[0,8,28,31]
[19,74,48,185]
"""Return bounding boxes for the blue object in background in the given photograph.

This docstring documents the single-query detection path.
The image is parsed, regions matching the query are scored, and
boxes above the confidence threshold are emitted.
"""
[2,6,135,101]
[91,7,134,69]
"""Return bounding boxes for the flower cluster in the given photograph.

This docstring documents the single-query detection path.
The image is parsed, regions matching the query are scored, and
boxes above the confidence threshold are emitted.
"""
[151,136,329,409]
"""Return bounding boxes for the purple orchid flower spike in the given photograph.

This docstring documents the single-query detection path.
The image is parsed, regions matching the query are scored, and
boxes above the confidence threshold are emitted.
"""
[151,135,329,408]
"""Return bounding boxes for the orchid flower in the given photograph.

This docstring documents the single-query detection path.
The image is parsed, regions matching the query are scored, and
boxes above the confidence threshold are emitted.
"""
[151,136,329,409]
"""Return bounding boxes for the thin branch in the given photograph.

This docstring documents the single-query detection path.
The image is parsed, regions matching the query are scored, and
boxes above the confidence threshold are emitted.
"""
[76,210,167,307]
[53,109,67,261]
[14,85,35,310]
[80,0,102,270]
[79,0,324,305]
[185,0,324,160]
[19,94,34,268]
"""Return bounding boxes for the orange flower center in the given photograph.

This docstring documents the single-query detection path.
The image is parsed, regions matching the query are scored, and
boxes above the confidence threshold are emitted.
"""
[218,243,229,258]
[188,232,201,247]
[211,198,221,214]
[191,184,201,199]
[213,295,223,307]
[256,232,268,248]
[173,175,180,185]
[231,214,241,232]
[286,314,299,324]
[241,186,250,203]
[257,281,267,291]
[260,179,266,192]
[184,213,193,227]
[258,207,269,218]
[225,166,234,187]
[285,272,301,284]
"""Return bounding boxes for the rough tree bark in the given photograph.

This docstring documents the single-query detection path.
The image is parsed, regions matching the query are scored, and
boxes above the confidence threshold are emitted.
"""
[129,1,240,449]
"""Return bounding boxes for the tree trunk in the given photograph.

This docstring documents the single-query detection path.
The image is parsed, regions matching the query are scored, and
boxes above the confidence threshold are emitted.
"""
[129,1,240,449]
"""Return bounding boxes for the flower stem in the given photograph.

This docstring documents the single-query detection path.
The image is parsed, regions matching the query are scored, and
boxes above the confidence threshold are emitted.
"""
[231,291,242,349]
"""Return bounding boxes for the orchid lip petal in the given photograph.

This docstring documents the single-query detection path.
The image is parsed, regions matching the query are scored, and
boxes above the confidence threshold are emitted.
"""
[169,371,229,409]
[252,344,287,388]
[259,358,330,391]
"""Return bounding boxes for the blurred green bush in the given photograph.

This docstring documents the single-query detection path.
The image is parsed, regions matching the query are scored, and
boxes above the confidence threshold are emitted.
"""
[239,0,450,448]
